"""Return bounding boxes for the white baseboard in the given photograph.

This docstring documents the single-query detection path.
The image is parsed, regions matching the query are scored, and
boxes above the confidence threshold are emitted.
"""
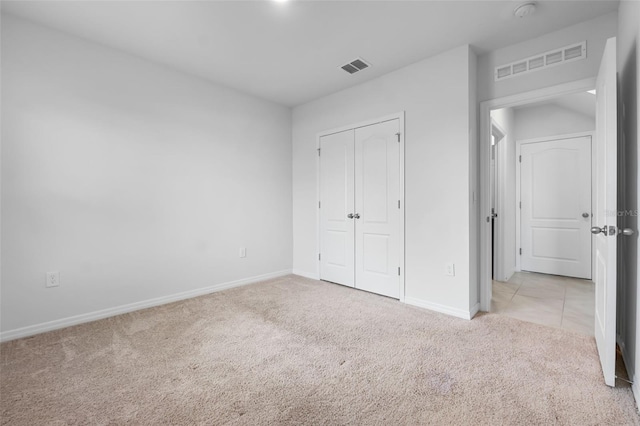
[469,302,480,319]
[504,267,515,282]
[404,297,476,320]
[0,269,292,343]
[292,270,320,280]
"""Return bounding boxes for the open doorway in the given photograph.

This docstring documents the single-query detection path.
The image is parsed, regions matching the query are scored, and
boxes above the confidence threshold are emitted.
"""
[480,38,621,387]
[488,90,596,335]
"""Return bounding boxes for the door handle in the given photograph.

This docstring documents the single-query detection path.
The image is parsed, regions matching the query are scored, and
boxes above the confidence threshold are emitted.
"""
[619,228,635,236]
[347,213,354,219]
[354,213,360,219]
[592,226,617,236]
[582,212,590,218]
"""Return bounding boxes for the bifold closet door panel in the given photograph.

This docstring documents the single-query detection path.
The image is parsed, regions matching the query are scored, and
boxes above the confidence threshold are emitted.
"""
[319,129,355,287]
[354,119,400,298]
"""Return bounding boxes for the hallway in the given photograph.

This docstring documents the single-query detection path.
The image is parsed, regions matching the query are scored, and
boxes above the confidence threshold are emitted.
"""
[491,272,595,336]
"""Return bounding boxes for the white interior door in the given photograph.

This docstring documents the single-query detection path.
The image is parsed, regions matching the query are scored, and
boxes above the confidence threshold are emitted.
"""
[520,136,592,279]
[354,120,401,298]
[593,37,617,387]
[319,130,355,287]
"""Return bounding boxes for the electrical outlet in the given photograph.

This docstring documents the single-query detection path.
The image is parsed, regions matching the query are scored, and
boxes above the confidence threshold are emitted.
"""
[46,271,60,288]
[446,263,455,277]
[239,247,246,258]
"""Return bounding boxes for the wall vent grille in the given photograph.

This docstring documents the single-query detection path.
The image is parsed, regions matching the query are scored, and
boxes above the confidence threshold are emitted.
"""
[340,57,370,75]
[494,41,586,82]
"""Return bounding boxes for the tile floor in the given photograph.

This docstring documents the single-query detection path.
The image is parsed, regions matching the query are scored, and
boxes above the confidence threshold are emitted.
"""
[491,271,595,336]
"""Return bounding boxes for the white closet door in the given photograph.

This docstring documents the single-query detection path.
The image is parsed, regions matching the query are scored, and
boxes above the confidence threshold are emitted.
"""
[319,130,355,287]
[354,119,401,298]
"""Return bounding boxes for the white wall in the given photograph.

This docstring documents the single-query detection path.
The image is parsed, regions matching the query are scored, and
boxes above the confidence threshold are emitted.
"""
[617,0,640,406]
[490,108,516,281]
[1,15,293,337]
[292,45,477,317]
[514,104,595,141]
[478,12,617,102]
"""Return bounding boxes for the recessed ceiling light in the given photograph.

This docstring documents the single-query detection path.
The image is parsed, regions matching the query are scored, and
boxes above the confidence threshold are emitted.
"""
[273,0,289,3]
[587,89,596,95]
[514,2,537,18]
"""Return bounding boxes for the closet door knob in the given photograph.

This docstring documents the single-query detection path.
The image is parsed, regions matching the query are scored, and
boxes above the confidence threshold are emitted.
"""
[354,213,360,219]
[347,213,354,219]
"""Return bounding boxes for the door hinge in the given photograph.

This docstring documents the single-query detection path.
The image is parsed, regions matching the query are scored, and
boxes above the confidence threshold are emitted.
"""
[396,132,401,142]
[319,201,321,208]
[519,248,522,255]
[398,200,401,209]
[319,253,321,261]
[519,201,521,209]
[317,148,321,156]
[519,155,522,163]
[398,267,401,276]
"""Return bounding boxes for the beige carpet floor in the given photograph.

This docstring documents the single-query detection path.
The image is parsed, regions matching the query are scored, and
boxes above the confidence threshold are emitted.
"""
[1,274,638,425]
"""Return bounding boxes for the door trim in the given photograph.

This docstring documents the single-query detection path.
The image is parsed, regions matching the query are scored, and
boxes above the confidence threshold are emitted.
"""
[316,112,406,301]
[479,78,596,312]
[514,131,595,275]
[491,119,507,281]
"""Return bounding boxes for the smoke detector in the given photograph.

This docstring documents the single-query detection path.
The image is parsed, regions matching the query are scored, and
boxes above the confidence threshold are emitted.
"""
[514,2,536,18]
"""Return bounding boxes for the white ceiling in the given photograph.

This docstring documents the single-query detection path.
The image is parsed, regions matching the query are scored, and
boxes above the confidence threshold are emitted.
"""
[1,1,619,107]
[514,91,596,118]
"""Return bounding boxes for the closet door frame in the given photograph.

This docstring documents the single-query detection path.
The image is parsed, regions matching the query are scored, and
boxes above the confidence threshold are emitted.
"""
[316,112,405,301]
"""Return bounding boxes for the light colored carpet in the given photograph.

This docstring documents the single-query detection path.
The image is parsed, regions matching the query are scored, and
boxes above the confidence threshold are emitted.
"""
[1,274,638,425]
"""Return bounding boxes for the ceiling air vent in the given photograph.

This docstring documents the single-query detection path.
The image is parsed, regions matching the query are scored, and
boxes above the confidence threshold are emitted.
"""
[512,61,527,75]
[495,41,586,82]
[546,51,563,65]
[496,65,511,79]
[528,56,544,70]
[564,44,584,60]
[340,58,370,75]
